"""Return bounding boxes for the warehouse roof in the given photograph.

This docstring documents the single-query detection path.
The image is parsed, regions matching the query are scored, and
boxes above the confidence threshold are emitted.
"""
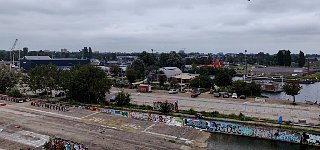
[23,56,51,60]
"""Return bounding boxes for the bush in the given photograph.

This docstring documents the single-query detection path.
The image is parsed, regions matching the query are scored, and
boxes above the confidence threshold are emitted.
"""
[160,101,172,114]
[128,104,153,110]
[210,111,220,117]
[228,113,238,119]
[186,108,196,115]
[7,88,23,98]
[152,85,168,90]
[232,80,261,96]
[115,91,131,106]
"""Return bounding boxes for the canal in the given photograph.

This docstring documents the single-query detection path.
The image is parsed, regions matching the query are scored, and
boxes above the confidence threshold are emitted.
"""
[263,82,320,103]
[207,133,319,150]
[233,77,320,103]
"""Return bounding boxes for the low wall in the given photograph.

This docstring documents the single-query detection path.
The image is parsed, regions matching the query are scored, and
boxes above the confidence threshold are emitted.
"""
[82,106,320,146]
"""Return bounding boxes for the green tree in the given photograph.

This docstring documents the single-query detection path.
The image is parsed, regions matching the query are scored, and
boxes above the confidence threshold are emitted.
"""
[158,72,166,86]
[277,50,291,66]
[283,80,302,103]
[277,50,284,66]
[248,82,262,96]
[298,51,305,67]
[170,78,178,88]
[8,88,22,98]
[130,59,145,79]
[190,75,213,89]
[28,64,58,95]
[126,68,137,84]
[115,90,131,106]
[159,52,184,68]
[0,66,17,94]
[284,50,291,66]
[231,80,247,95]
[110,64,121,76]
[66,65,111,103]
[139,51,157,69]
[198,67,215,76]
[231,81,261,96]
[214,70,233,87]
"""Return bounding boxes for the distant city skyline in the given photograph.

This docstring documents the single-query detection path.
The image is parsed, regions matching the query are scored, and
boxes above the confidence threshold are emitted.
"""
[1,0,320,54]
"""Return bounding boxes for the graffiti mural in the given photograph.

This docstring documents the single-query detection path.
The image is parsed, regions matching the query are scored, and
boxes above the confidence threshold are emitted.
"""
[207,121,253,136]
[253,128,272,139]
[306,133,320,145]
[184,119,210,129]
[273,130,301,143]
[167,117,183,127]
[100,109,129,118]
[81,107,320,147]
[130,112,150,121]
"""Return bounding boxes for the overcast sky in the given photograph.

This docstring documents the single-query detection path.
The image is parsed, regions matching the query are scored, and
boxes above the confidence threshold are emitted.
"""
[1,0,320,54]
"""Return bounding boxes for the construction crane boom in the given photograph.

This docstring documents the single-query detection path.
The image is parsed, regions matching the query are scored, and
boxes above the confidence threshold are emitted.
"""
[10,39,18,51]
[9,39,18,70]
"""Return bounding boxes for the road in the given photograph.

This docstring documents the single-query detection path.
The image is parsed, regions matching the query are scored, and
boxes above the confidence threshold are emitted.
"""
[129,92,320,125]
[0,100,209,150]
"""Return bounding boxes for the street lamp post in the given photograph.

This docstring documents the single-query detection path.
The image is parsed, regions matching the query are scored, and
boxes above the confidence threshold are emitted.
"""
[243,102,248,115]
[180,73,183,92]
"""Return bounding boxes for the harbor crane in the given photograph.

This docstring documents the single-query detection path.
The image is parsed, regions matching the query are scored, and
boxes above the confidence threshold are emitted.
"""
[9,39,18,69]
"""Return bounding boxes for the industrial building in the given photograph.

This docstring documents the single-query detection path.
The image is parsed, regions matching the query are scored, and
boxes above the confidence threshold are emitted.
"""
[19,56,90,72]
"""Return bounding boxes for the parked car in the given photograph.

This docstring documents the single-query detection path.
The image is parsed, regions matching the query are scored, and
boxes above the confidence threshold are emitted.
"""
[109,95,116,102]
[222,93,229,98]
[240,95,246,99]
[213,92,221,97]
[232,93,238,99]
[168,89,179,94]
[191,91,201,98]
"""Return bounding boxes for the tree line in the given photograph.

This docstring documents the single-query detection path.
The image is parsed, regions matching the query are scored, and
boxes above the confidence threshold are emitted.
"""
[0,65,18,94]
[277,50,305,67]
[28,64,111,104]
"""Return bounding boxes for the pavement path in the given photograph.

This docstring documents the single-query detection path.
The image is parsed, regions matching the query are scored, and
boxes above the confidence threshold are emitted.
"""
[130,93,320,125]
[0,101,208,149]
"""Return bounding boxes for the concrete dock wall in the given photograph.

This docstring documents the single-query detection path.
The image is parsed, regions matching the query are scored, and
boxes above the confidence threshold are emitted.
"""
[93,107,320,146]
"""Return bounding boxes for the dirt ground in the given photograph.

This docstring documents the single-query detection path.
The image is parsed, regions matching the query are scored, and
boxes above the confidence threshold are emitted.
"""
[110,87,316,107]
[0,100,210,150]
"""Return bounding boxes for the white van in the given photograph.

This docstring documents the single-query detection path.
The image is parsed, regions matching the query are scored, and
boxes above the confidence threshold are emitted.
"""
[232,93,238,99]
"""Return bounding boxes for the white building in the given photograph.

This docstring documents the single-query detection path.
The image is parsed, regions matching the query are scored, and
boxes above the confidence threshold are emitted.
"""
[159,67,182,79]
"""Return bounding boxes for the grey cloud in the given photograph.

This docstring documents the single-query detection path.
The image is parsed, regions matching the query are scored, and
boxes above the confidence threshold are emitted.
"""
[0,0,320,53]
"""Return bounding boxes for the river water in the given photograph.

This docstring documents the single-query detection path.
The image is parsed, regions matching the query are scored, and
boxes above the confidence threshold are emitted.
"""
[263,82,320,103]
[232,77,320,103]
[207,133,318,150]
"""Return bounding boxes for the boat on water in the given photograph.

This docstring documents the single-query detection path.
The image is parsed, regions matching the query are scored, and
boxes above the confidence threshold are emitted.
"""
[259,82,283,93]
[299,79,315,84]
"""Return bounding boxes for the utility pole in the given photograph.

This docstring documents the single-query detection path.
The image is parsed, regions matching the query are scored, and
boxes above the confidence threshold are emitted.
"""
[180,66,183,92]
[307,58,310,75]
[245,50,248,78]
[18,48,20,69]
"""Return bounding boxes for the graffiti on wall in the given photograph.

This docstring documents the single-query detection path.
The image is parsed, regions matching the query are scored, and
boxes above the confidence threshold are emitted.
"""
[208,121,244,135]
[306,133,320,145]
[84,107,320,146]
[100,108,129,118]
[129,112,183,127]
[183,119,210,129]
[273,130,301,143]
[253,128,272,139]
